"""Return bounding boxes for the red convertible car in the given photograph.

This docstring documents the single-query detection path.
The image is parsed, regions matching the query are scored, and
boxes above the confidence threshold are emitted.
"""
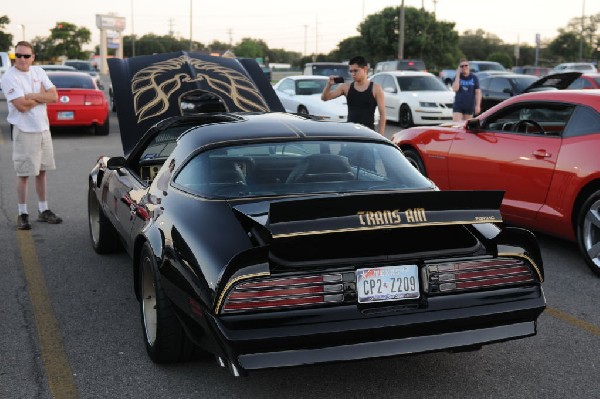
[392,90,600,276]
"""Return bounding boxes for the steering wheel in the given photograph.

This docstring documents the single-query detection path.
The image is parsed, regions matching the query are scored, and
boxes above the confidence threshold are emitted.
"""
[512,119,545,135]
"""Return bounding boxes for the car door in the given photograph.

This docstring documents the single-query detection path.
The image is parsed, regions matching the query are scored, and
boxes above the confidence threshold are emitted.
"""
[275,78,296,112]
[446,102,573,223]
[373,74,401,122]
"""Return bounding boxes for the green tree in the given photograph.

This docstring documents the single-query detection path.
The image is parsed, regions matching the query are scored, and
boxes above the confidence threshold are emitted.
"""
[46,22,91,59]
[547,31,589,62]
[488,52,513,69]
[459,29,505,61]
[233,38,269,59]
[344,6,460,71]
[0,15,13,51]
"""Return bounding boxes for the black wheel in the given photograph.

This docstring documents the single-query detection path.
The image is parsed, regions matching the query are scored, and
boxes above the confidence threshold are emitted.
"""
[139,242,201,363]
[399,104,414,129]
[402,148,427,176]
[88,185,122,254]
[576,190,600,276]
[95,116,110,136]
[297,105,309,115]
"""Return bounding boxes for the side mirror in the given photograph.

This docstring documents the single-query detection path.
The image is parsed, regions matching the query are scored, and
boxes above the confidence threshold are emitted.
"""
[107,156,127,170]
[384,87,397,94]
[465,118,481,131]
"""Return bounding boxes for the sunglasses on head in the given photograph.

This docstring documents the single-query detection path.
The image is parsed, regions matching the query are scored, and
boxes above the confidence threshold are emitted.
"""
[16,53,32,59]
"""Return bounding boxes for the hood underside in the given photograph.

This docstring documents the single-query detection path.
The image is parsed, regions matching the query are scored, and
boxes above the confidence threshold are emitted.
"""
[108,52,284,155]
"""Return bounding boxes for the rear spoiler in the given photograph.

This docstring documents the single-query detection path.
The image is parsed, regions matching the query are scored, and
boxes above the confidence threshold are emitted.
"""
[267,191,503,238]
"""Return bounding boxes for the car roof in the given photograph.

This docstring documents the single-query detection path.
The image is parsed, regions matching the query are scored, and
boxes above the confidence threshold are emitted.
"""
[374,71,434,77]
[280,75,329,80]
[497,89,600,109]
[162,112,388,152]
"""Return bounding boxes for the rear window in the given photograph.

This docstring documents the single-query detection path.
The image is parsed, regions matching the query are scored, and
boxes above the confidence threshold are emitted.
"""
[47,74,95,89]
[307,64,350,81]
[396,75,447,91]
[174,140,433,198]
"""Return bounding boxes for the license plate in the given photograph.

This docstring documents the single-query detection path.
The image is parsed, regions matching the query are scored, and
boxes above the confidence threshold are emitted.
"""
[57,111,74,120]
[356,265,419,303]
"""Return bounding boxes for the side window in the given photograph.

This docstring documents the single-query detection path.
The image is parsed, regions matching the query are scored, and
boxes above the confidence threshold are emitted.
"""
[563,105,600,138]
[568,78,585,90]
[489,78,511,94]
[277,79,293,92]
[382,75,396,92]
[484,103,575,135]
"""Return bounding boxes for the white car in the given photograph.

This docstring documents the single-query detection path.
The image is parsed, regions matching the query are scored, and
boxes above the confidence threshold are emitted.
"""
[550,62,597,74]
[273,75,348,122]
[370,71,455,128]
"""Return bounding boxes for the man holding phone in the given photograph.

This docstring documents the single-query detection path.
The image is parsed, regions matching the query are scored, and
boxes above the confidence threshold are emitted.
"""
[321,55,386,135]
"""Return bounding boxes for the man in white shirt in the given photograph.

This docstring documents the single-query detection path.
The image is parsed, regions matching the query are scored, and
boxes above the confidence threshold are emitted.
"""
[1,41,61,230]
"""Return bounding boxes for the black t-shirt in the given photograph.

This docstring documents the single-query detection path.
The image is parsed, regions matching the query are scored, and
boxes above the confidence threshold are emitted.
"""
[347,82,377,129]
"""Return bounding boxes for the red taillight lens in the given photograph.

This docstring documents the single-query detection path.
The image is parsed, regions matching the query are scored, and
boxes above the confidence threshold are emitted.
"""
[221,274,345,314]
[426,258,538,294]
[85,94,104,106]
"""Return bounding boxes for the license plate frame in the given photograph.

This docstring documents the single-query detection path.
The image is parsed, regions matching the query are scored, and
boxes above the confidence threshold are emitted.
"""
[356,265,420,303]
[57,111,74,120]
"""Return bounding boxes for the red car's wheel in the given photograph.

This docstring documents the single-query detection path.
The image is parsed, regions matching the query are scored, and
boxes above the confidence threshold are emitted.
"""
[577,190,600,276]
[402,148,427,177]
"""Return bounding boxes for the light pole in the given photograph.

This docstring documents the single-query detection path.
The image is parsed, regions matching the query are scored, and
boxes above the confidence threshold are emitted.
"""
[17,24,25,41]
[131,0,136,56]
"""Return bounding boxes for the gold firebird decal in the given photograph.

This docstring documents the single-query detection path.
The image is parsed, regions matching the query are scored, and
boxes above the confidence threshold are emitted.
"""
[131,55,270,123]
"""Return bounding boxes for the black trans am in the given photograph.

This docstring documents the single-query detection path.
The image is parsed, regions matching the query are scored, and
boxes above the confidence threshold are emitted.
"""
[88,52,545,376]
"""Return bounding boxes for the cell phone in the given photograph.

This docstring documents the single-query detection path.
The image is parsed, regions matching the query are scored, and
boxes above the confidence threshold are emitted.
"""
[333,76,345,84]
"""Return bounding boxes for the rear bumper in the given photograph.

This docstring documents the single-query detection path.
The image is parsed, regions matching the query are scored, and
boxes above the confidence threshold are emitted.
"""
[238,321,535,370]
[207,286,545,372]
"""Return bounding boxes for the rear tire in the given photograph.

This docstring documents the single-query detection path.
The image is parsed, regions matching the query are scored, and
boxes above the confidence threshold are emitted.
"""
[399,104,414,129]
[88,185,122,254]
[402,148,427,176]
[139,242,201,363]
[576,190,600,276]
[95,116,110,136]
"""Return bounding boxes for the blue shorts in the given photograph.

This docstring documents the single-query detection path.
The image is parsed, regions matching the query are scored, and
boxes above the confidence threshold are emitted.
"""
[452,104,474,115]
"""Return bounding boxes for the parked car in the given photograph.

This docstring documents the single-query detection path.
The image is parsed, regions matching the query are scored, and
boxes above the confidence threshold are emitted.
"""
[439,69,456,86]
[567,73,600,89]
[479,72,581,112]
[474,70,511,80]
[512,66,551,77]
[550,62,597,74]
[303,62,350,82]
[370,71,454,128]
[392,90,600,276]
[39,64,77,72]
[62,59,102,89]
[46,71,110,135]
[273,75,347,122]
[0,51,11,81]
[468,61,507,73]
[373,59,426,74]
[92,52,545,375]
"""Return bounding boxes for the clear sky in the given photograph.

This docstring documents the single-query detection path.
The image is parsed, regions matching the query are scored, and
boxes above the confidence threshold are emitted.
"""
[3,0,599,55]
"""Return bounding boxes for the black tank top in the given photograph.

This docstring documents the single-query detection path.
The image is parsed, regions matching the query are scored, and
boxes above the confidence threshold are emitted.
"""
[347,82,377,130]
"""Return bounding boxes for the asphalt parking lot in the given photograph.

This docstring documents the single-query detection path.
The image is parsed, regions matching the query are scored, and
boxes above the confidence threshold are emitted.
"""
[0,85,599,399]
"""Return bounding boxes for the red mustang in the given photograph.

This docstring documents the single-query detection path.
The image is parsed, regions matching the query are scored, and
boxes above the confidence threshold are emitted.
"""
[392,90,600,276]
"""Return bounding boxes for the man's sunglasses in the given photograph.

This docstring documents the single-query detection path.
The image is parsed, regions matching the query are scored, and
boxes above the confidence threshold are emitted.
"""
[16,53,32,59]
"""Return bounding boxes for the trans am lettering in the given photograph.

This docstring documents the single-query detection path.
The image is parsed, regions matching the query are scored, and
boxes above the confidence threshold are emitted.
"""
[357,208,427,226]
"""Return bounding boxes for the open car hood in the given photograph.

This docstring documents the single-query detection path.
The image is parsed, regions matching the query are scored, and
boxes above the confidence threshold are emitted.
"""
[108,52,284,156]
[524,72,582,93]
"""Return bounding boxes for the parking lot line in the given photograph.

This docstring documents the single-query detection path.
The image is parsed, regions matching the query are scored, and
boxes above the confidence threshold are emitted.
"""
[546,306,600,337]
[17,230,78,399]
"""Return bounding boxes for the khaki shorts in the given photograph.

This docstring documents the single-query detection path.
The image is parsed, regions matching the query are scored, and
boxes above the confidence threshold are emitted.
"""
[12,127,56,177]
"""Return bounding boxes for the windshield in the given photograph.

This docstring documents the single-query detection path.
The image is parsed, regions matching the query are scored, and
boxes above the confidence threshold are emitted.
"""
[65,61,95,72]
[174,140,433,198]
[477,63,505,72]
[396,76,448,91]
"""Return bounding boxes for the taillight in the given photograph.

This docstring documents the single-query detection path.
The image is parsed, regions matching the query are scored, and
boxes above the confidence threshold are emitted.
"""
[221,274,346,314]
[85,94,104,106]
[426,258,538,294]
